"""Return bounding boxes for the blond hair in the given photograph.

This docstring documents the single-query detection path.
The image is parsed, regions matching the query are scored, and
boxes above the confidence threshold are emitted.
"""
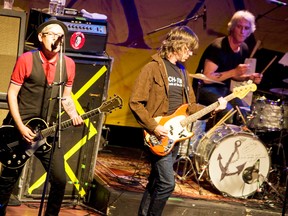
[227,10,256,35]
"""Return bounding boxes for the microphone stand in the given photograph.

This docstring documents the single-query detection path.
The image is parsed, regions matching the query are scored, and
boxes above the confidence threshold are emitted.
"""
[38,40,64,216]
[256,4,282,21]
[147,13,204,35]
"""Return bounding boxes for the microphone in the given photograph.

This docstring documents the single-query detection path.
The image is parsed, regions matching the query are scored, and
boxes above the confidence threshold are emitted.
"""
[203,5,207,30]
[51,35,64,51]
[267,0,287,6]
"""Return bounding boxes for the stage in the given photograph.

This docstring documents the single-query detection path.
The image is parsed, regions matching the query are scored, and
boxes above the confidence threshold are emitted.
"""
[5,126,288,216]
[87,139,286,216]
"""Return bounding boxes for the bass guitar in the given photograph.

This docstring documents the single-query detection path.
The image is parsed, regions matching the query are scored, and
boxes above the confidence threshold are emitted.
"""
[144,82,257,156]
[0,95,123,169]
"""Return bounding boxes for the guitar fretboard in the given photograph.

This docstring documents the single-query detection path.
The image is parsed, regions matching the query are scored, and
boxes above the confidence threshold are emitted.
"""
[181,94,235,127]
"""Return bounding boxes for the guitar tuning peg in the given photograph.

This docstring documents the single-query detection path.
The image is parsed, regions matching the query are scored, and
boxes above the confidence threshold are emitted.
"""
[247,80,253,84]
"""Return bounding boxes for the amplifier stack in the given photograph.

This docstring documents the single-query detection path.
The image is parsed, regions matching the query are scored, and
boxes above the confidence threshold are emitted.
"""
[25,8,108,55]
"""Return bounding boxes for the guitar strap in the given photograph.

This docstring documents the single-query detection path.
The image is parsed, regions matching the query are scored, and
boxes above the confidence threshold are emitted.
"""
[179,65,195,135]
[178,64,190,104]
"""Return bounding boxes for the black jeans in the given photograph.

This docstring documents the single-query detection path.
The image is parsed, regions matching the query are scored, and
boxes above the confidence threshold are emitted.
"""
[138,144,179,216]
[0,145,66,216]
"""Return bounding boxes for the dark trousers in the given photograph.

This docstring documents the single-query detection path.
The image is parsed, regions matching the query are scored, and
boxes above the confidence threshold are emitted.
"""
[0,146,66,216]
[138,145,179,216]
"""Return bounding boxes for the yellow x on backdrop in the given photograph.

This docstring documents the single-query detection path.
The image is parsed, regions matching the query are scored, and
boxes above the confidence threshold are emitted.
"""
[28,65,108,197]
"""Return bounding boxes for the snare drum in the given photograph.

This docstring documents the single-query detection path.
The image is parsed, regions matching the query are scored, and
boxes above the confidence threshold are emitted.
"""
[178,120,206,156]
[194,124,270,198]
[248,99,283,131]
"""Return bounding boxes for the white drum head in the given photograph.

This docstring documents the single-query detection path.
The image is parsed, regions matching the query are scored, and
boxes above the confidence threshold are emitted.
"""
[208,133,270,198]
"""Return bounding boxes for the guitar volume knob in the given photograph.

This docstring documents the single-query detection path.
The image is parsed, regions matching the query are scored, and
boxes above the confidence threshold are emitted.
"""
[22,155,26,159]
[12,154,16,159]
[17,160,21,165]
[7,160,11,164]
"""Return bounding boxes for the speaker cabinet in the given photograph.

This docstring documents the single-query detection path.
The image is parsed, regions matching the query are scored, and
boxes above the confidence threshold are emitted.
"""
[0,9,26,125]
[17,55,113,201]
[0,9,26,92]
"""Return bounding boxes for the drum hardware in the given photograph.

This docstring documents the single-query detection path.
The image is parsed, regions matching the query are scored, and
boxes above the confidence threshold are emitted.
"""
[174,141,204,195]
[174,123,198,182]
[174,154,195,181]
[241,159,283,201]
[174,121,207,195]
[260,172,285,202]
[251,170,285,204]
[282,168,288,215]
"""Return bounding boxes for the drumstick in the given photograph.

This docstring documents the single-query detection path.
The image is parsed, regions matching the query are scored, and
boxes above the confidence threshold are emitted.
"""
[205,109,236,138]
[236,106,246,125]
[217,110,237,127]
[261,55,277,74]
[250,40,261,58]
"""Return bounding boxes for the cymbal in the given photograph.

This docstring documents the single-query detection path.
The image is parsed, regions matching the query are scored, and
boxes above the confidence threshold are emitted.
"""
[283,78,288,83]
[189,73,224,84]
[270,88,288,96]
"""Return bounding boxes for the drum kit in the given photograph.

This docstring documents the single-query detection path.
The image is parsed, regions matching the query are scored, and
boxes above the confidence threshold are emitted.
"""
[174,74,288,202]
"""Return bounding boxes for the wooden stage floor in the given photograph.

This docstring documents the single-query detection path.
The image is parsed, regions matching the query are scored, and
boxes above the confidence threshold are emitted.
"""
[6,203,102,216]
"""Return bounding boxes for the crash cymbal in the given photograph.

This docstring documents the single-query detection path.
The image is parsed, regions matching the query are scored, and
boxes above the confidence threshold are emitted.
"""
[283,78,288,83]
[189,73,224,84]
[270,88,288,96]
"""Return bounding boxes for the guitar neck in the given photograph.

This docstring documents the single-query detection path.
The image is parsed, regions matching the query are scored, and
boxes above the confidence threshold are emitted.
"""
[41,108,100,138]
[182,93,235,126]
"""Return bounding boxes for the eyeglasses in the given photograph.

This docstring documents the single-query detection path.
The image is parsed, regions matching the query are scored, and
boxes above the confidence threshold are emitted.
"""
[42,32,63,38]
[184,47,193,56]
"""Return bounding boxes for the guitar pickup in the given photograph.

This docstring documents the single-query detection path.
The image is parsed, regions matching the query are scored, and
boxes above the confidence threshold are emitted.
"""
[178,129,186,138]
[149,135,160,146]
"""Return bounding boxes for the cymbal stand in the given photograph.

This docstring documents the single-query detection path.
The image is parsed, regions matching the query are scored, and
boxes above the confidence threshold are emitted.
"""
[283,168,288,215]
[174,144,194,181]
[281,128,288,215]
[256,172,284,205]
[197,163,207,181]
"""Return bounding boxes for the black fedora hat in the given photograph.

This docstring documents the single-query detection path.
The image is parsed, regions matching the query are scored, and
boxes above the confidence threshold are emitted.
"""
[37,17,68,34]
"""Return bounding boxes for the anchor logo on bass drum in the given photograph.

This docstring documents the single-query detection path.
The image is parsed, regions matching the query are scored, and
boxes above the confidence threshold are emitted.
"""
[218,140,246,181]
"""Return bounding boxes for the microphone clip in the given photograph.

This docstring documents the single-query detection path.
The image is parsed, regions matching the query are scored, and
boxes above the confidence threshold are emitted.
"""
[52,81,65,86]
[51,35,64,51]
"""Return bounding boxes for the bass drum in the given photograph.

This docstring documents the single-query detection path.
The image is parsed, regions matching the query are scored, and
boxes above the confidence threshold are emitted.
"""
[194,124,270,198]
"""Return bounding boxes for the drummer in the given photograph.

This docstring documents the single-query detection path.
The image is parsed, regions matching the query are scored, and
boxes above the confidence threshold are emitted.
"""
[194,10,262,126]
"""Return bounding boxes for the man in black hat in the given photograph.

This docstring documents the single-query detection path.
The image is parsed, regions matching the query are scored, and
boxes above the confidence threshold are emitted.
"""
[0,18,83,216]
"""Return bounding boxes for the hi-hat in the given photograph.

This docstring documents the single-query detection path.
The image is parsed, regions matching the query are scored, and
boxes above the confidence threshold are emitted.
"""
[270,88,288,96]
[189,73,224,84]
[283,78,288,83]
